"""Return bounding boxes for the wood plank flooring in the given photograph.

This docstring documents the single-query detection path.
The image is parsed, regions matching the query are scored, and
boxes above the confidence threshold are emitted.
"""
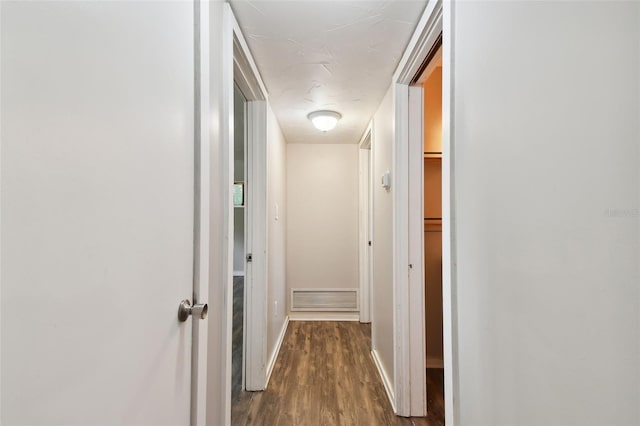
[232,321,444,426]
[232,276,244,401]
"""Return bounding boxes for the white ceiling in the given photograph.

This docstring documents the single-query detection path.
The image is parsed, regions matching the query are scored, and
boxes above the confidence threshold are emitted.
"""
[229,0,428,144]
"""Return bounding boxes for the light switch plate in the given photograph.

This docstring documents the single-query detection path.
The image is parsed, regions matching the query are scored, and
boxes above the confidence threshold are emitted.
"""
[381,171,391,190]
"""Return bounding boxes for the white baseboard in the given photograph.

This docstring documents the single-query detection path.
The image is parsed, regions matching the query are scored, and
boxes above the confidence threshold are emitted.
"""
[426,356,444,369]
[233,270,245,277]
[265,315,289,387]
[288,312,360,321]
[371,349,396,413]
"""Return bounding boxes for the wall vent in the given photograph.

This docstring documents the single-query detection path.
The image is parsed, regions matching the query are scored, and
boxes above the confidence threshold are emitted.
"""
[290,288,359,312]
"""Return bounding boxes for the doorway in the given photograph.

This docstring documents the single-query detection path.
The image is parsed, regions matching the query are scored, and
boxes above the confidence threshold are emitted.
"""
[420,43,445,423]
[226,13,270,422]
[392,0,455,421]
[232,83,248,403]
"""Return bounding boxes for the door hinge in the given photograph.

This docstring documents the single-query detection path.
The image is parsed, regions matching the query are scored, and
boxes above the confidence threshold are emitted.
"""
[246,253,253,263]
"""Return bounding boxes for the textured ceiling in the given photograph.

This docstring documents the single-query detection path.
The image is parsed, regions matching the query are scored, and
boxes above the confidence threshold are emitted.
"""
[229,0,427,144]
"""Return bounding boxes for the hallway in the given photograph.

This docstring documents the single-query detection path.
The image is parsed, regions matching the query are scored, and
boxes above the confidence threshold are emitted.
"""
[3,1,640,424]
[232,322,444,426]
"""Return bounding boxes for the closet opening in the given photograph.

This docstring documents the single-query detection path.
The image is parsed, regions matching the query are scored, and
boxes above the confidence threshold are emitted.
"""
[419,41,445,423]
[401,33,446,421]
[393,2,453,420]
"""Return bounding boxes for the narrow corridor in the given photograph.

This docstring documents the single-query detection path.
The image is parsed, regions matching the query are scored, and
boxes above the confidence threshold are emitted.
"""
[232,322,444,425]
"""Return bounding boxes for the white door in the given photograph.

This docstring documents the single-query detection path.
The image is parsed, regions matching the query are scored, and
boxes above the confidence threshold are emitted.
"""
[1,1,198,425]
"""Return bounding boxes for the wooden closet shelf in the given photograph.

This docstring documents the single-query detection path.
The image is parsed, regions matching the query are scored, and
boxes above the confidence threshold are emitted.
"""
[424,152,442,159]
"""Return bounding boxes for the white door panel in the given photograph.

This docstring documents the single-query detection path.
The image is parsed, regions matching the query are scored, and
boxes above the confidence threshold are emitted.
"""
[1,1,195,424]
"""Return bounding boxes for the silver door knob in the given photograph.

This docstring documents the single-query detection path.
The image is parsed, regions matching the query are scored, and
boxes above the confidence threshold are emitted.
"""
[178,299,208,322]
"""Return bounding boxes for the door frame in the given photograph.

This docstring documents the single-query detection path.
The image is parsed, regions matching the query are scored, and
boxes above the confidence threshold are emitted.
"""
[233,29,269,394]
[392,0,457,423]
[358,125,373,323]
[223,2,269,417]
[207,4,269,423]
[192,2,209,425]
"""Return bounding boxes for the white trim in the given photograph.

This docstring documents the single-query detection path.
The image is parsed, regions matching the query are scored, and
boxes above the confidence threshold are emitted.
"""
[371,349,396,414]
[368,125,376,343]
[220,6,235,426]
[441,3,457,424]
[358,124,372,324]
[392,81,411,417]
[233,270,245,277]
[239,90,250,396]
[393,0,443,85]
[407,85,427,416]
[394,61,414,417]
[244,101,268,392]
[358,122,373,148]
[222,3,270,420]
[265,316,290,387]
[192,2,210,425]
[392,0,457,422]
[288,312,361,322]
[230,12,268,101]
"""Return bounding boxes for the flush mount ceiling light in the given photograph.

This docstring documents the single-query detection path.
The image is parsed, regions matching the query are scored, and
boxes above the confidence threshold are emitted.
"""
[307,110,342,132]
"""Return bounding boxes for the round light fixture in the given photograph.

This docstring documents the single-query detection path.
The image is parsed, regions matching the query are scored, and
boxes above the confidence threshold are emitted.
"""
[307,110,342,132]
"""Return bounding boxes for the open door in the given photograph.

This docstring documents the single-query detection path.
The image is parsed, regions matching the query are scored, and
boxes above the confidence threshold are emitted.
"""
[1,2,204,424]
[393,0,452,420]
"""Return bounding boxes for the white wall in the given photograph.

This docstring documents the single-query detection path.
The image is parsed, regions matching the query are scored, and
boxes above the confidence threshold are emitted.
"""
[286,144,359,310]
[450,2,640,424]
[266,104,288,363]
[370,86,396,392]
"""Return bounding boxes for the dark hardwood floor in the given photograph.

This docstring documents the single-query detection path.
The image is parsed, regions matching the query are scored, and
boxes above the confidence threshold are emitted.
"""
[424,368,445,425]
[232,276,244,402]
[231,321,444,426]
